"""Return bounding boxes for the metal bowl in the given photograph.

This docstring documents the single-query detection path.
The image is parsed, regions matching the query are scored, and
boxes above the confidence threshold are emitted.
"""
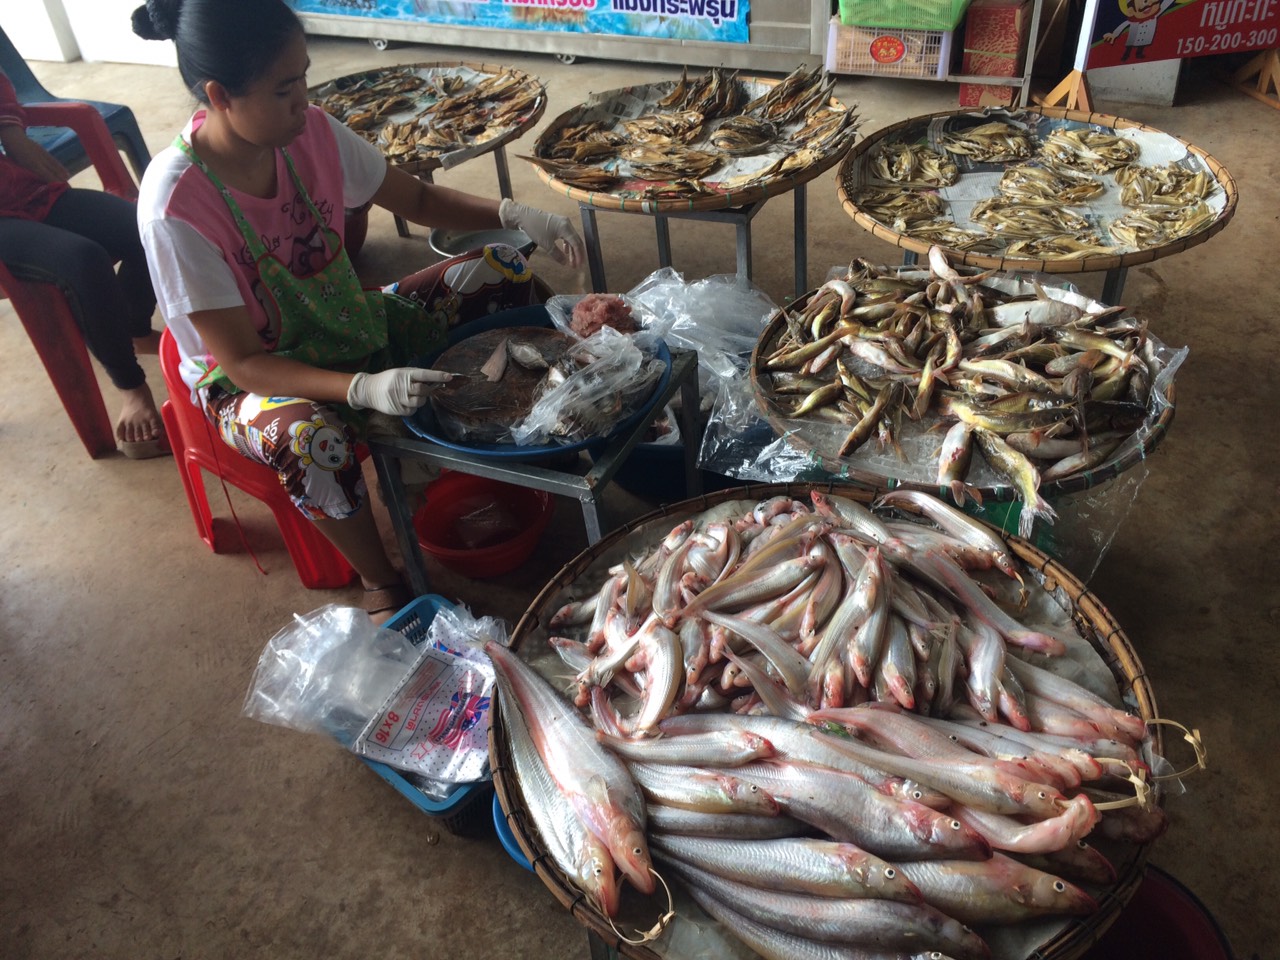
[428,227,536,259]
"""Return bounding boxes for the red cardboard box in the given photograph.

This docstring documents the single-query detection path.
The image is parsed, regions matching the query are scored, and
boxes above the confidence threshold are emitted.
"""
[958,0,1031,107]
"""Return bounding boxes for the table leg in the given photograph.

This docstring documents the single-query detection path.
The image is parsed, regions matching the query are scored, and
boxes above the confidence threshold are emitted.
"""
[371,445,431,597]
[736,217,753,282]
[493,147,513,201]
[794,183,808,301]
[580,494,604,545]
[579,203,607,293]
[1101,266,1128,304]
[394,214,412,239]
[655,216,673,269]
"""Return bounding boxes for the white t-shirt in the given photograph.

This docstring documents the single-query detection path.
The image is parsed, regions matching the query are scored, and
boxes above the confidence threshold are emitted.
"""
[138,105,387,395]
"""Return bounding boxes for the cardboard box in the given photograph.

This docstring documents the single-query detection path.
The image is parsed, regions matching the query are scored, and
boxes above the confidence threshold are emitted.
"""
[958,0,1031,107]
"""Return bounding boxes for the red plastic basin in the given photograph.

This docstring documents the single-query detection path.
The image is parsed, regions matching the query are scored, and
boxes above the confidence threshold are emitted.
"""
[412,472,553,579]
[1084,865,1234,960]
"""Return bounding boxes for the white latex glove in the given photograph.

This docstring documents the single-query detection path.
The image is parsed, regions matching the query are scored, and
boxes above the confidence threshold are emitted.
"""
[499,197,586,269]
[347,368,453,416]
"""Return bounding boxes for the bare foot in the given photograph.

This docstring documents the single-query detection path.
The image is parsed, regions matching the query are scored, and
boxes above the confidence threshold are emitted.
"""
[116,382,164,444]
[133,330,163,356]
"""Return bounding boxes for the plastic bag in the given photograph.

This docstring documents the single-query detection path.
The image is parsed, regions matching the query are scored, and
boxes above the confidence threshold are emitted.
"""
[510,326,666,446]
[243,605,421,748]
[545,290,670,340]
[242,603,504,788]
[632,269,778,385]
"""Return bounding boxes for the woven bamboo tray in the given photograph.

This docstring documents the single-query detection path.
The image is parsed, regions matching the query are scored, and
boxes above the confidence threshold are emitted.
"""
[838,106,1237,274]
[528,77,856,214]
[489,481,1164,960]
[748,281,1177,501]
[310,61,546,178]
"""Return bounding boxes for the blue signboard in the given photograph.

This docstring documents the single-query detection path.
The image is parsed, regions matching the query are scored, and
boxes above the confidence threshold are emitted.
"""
[288,0,751,44]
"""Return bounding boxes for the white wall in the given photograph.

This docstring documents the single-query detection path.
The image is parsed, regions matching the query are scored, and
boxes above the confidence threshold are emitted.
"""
[1,0,81,62]
[60,0,177,66]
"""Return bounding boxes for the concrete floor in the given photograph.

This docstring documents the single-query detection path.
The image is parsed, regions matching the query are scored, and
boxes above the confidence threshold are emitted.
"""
[2,36,1275,960]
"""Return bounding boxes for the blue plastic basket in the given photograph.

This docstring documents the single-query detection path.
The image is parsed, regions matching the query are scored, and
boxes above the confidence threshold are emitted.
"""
[359,594,495,836]
[492,792,534,871]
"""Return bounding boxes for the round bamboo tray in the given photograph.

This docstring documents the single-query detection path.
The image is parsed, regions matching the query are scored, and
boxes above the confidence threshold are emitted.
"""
[528,76,856,214]
[490,481,1164,960]
[838,106,1237,274]
[309,61,546,178]
[748,282,1178,501]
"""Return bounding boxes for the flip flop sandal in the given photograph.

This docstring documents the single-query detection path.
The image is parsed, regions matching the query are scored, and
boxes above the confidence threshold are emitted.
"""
[121,436,172,460]
[364,582,413,619]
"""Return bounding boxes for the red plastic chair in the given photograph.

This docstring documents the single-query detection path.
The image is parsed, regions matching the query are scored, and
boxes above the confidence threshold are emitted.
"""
[0,100,143,458]
[158,329,356,589]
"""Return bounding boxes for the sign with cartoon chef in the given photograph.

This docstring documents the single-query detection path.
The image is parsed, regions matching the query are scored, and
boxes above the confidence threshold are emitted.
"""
[1086,0,1279,67]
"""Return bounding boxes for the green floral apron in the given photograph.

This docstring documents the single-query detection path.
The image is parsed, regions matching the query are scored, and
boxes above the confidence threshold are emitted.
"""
[175,136,447,422]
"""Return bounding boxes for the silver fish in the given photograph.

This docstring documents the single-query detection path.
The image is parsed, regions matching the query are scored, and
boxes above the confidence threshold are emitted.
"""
[485,641,654,896]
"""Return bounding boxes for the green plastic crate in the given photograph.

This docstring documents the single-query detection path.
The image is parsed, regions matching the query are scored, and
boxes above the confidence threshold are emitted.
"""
[839,0,971,31]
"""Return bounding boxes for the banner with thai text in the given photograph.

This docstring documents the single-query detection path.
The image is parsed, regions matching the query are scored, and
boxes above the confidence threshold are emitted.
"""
[288,0,751,44]
[1086,0,1278,67]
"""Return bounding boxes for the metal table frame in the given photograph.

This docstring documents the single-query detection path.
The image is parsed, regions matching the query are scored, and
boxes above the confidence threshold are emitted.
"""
[371,349,702,597]
[579,183,809,302]
[394,146,515,239]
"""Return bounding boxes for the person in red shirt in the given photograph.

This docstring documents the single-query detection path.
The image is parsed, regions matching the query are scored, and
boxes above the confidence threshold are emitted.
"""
[0,69,165,457]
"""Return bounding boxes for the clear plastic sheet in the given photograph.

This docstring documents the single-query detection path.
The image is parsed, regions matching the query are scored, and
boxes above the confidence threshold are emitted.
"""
[510,326,667,446]
[698,266,1184,578]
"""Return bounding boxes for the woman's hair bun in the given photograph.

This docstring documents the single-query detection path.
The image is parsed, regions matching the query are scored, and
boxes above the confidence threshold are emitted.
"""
[131,0,181,42]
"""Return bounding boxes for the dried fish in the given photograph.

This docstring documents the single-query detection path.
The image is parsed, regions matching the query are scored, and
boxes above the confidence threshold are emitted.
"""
[1116,162,1216,207]
[871,141,959,187]
[998,164,1104,206]
[939,121,1034,162]
[1039,128,1140,172]
[970,198,1091,239]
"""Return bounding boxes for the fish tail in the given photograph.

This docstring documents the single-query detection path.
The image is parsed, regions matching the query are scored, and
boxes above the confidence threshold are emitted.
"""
[1017,491,1057,539]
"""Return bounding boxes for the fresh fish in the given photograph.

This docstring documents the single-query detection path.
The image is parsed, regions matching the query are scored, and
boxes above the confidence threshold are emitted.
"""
[485,641,654,895]
[972,428,1058,539]
[660,713,953,810]
[1016,842,1117,885]
[1005,655,1146,744]
[506,685,620,916]
[661,857,991,960]
[700,608,811,698]
[595,728,774,767]
[480,337,509,381]
[506,338,549,371]
[877,489,1022,589]
[627,761,781,816]
[735,760,993,862]
[646,804,804,840]
[936,421,979,507]
[898,854,1097,925]
[953,794,1099,854]
[651,833,923,902]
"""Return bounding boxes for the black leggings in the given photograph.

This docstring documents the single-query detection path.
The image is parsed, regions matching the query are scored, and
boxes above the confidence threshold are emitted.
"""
[0,188,156,390]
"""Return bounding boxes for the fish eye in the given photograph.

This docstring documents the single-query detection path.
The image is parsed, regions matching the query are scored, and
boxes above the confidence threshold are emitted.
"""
[950,820,961,830]
[884,867,896,878]
[1077,841,1088,849]
[1037,791,1048,799]
[1054,881,1066,892]
[633,846,643,855]
[912,790,923,800]
[948,735,958,742]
